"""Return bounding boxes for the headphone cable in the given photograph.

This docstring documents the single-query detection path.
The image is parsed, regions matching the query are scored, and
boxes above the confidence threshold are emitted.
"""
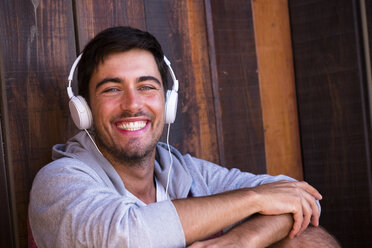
[84,126,173,199]
[84,129,103,156]
[165,123,173,198]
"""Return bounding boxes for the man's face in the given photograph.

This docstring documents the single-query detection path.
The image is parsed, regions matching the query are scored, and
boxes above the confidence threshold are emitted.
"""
[89,49,165,163]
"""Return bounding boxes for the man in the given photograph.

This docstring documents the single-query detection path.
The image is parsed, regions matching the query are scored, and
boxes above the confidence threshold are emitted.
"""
[29,26,339,247]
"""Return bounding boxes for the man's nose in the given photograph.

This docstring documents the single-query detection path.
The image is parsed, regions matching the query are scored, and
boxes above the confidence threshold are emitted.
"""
[120,88,141,112]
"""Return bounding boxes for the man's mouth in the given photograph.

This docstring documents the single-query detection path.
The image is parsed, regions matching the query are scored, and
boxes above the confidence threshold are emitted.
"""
[116,121,147,131]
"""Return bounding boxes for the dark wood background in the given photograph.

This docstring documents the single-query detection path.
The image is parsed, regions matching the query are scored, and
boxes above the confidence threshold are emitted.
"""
[0,0,371,247]
[290,0,372,246]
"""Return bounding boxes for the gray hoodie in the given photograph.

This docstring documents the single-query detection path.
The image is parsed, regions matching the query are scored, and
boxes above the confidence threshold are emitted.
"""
[29,131,296,248]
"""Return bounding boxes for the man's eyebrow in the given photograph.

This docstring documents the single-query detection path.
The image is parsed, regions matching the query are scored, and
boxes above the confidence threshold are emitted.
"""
[95,77,122,90]
[138,76,162,86]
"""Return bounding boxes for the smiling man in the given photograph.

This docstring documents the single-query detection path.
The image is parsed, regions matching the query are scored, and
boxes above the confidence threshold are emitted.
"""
[90,49,166,205]
[29,26,340,247]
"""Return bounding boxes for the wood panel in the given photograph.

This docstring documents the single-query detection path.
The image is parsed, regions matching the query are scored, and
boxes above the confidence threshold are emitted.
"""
[74,0,146,52]
[144,0,219,163]
[251,0,303,180]
[206,0,266,173]
[0,0,77,246]
[289,0,372,246]
[0,119,14,247]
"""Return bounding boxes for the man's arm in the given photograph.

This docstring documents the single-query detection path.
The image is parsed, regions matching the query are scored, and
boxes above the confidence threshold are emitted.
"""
[172,180,322,245]
[188,214,293,248]
[271,225,341,248]
[188,215,341,248]
[225,214,293,247]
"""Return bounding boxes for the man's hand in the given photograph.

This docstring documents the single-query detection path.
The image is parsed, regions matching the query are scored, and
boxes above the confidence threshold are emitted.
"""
[250,180,322,238]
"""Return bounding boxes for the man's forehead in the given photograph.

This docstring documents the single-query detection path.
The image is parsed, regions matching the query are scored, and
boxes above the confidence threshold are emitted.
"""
[90,50,163,88]
[100,49,156,64]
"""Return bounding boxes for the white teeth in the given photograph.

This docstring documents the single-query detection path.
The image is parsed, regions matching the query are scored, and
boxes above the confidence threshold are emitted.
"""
[117,121,146,131]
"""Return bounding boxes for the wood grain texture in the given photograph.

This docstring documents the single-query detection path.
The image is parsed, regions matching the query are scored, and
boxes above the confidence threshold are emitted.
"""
[0,120,14,247]
[0,0,77,246]
[204,0,226,166]
[185,0,219,163]
[289,0,372,246]
[251,0,303,180]
[207,0,266,173]
[144,0,219,163]
[74,0,146,52]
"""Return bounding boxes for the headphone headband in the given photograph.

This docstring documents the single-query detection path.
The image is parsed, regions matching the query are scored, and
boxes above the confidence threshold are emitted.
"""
[163,56,179,92]
[67,54,82,99]
[67,52,179,129]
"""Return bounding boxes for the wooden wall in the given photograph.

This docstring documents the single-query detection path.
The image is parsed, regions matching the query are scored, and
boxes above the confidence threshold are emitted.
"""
[1,0,370,247]
[289,0,372,246]
[0,1,78,247]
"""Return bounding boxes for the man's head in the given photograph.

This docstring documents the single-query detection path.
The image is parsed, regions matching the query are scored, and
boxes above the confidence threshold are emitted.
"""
[77,26,170,164]
[77,26,168,103]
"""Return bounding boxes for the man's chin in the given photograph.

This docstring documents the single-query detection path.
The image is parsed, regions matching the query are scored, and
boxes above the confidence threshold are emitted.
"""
[93,128,160,165]
[98,141,156,165]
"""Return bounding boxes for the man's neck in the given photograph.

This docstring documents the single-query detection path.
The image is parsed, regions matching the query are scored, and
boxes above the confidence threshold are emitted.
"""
[103,150,157,204]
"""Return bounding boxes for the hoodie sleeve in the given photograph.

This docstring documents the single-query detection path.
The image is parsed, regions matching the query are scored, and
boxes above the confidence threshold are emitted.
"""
[185,155,295,195]
[185,155,321,214]
[29,158,185,248]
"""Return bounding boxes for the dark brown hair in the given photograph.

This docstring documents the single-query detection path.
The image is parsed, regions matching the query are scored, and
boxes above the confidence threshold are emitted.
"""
[77,26,168,103]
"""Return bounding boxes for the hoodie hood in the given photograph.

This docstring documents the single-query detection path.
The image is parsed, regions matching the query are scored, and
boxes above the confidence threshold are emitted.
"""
[52,131,193,199]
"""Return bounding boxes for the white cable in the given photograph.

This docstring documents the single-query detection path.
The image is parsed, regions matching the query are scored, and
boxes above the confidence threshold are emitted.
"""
[84,129,102,156]
[165,123,173,198]
[84,126,172,197]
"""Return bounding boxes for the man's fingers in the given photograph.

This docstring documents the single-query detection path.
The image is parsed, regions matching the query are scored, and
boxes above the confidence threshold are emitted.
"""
[302,188,320,227]
[297,181,322,200]
[289,208,303,238]
[298,198,312,236]
[310,199,320,227]
[296,190,320,238]
[290,185,320,238]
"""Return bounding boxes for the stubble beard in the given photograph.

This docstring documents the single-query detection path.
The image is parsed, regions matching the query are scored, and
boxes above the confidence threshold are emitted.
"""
[93,125,162,168]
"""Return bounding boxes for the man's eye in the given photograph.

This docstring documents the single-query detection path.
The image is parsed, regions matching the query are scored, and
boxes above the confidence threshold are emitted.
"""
[140,85,156,91]
[102,88,120,93]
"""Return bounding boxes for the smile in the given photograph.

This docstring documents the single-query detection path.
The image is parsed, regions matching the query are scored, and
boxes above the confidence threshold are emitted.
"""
[117,121,147,131]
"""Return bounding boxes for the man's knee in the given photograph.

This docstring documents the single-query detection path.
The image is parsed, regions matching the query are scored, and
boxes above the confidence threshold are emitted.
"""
[270,226,341,248]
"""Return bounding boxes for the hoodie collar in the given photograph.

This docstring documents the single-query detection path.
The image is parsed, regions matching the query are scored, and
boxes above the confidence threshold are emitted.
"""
[52,131,193,199]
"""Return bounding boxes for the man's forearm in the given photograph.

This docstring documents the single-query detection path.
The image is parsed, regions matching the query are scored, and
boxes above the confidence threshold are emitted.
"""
[223,214,293,247]
[187,214,293,248]
[172,189,259,245]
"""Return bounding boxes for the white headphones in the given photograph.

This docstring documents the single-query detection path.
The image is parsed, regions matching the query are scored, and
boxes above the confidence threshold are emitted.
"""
[67,53,179,130]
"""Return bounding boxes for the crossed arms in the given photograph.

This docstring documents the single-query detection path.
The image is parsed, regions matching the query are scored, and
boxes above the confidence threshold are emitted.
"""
[29,155,323,247]
[173,180,322,247]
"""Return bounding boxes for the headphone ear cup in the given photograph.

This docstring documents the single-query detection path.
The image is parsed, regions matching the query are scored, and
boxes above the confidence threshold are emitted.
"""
[69,96,93,130]
[165,90,178,124]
